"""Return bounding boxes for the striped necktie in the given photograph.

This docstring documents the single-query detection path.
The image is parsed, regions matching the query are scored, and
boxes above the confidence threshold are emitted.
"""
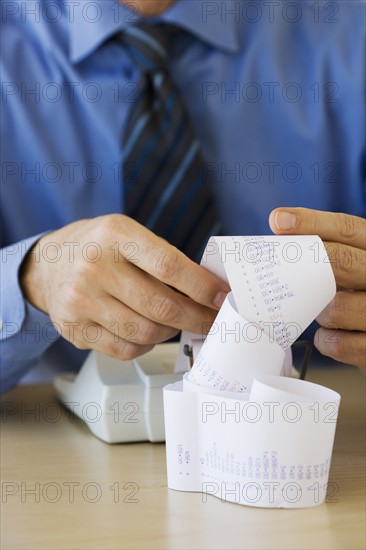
[120,23,220,261]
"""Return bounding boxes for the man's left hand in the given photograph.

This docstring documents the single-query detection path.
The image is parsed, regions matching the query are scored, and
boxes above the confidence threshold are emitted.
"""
[269,207,366,368]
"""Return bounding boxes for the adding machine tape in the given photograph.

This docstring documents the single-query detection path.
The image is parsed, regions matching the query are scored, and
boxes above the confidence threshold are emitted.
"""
[164,235,340,508]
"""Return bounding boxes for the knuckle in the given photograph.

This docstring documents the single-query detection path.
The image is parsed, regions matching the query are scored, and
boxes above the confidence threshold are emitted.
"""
[74,255,95,280]
[190,277,213,304]
[149,294,180,325]
[332,335,365,367]
[96,214,121,243]
[153,248,181,281]
[110,341,142,361]
[335,212,358,241]
[316,328,362,366]
[61,283,85,316]
[296,208,319,233]
[137,321,160,345]
[107,312,126,335]
[338,246,359,274]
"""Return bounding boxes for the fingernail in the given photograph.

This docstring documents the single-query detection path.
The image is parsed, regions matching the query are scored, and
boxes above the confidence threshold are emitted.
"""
[213,291,228,309]
[275,211,297,230]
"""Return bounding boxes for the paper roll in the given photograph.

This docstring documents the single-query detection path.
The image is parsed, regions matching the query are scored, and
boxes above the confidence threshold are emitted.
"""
[165,236,338,509]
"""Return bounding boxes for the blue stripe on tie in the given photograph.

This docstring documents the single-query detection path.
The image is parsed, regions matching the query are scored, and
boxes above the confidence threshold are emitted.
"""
[125,81,169,162]
[146,140,200,228]
[125,127,162,193]
[125,47,156,70]
[131,105,185,215]
[153,73,164,88]
[124,25,167,60]
[161,92,176,131]
[126,93,178,193]
[124,112,152,159]
[165,174,202,236]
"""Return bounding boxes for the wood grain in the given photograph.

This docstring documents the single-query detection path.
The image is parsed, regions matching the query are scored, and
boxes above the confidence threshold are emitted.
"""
[1,367,365,550]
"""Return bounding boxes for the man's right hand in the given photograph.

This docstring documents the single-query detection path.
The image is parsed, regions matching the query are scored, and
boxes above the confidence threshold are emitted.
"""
[20,215,230,360]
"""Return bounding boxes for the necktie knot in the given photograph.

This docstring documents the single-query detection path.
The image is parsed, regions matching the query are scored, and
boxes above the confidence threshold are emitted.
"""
[121,23,171,72]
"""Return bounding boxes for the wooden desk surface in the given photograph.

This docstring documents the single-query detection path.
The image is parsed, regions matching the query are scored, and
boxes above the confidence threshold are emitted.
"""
[1,367,365,550]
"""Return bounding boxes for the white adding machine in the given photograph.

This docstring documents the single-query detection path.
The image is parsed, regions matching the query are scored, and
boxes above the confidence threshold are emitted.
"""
[54,343,186,443]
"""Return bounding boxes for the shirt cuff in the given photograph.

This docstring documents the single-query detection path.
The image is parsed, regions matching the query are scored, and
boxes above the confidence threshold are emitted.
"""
[0,235,61,392]
[1,235,47,335]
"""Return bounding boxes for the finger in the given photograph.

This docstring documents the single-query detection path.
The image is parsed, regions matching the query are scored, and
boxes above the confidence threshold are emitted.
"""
[93,296,179,345]
[74,322,154,361]
[314,328,366,368]
[269,208,366,250]
[111,215,230,309]
[106,259,218,334]
[323,242,366,290]
[71,320,155,360]
[317,291,366,331]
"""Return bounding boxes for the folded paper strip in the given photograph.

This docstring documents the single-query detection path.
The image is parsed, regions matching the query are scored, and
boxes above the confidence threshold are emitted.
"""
[164,236,340,508]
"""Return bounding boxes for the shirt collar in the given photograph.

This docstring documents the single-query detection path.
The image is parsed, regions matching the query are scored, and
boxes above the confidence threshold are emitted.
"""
[68,0,241,64]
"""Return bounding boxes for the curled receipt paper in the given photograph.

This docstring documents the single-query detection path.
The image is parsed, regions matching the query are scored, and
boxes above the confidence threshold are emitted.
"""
[163,236,340,508]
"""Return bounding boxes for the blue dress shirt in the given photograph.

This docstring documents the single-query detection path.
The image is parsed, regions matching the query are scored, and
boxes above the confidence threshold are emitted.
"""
[1,0,365,391]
